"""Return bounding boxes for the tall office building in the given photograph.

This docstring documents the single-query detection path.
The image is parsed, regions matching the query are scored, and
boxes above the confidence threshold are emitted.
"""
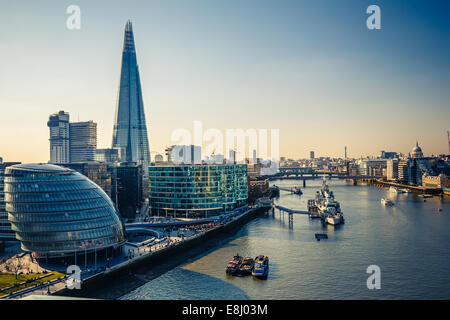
[112,20,151,171]
[310,151,315,159]
[47,111,70,164]
[70,121,97,162]
[387,159,399,181]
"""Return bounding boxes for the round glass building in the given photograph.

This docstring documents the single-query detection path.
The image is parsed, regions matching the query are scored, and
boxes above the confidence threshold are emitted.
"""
[4,164,126,260]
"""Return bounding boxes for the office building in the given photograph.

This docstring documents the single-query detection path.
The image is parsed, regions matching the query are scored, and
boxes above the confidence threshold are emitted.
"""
[69,121,97,163]
[310,151,315,159]
[148,164,248,217]
[47,111,70,164]
[62,162,113,200]
[116,162,143,219]
[112,21,151,171]
[95,148,120,164]
[386,159,399,181]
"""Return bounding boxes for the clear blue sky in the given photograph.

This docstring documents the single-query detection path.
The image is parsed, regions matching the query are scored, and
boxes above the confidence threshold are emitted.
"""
[0,0,449,162]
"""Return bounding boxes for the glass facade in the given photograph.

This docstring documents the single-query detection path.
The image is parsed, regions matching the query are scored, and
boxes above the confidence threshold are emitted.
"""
[148,164,248,217]
[4,164,126,257]
[112,20,151,171]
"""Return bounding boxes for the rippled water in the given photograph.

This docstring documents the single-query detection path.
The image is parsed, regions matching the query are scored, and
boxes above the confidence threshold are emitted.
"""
[120,179,450,300]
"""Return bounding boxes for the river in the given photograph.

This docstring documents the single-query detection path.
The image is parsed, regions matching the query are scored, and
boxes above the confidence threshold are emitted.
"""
[120,179,450,300]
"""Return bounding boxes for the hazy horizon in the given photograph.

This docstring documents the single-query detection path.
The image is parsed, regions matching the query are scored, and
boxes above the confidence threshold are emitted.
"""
[1,0,449,163]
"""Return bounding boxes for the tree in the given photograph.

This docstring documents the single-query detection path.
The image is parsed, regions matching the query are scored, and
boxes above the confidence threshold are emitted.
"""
[6,256,23,279]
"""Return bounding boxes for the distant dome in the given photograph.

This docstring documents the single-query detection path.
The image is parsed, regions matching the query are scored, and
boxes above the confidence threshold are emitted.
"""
[411,142,423,158]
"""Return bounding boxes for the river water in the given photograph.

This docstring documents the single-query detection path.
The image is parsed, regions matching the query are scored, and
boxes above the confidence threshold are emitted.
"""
[120,179,450,300]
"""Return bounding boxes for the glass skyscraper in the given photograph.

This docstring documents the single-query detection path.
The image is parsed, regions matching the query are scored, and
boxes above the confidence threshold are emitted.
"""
[112,20,151,170]
[148,164,248,217]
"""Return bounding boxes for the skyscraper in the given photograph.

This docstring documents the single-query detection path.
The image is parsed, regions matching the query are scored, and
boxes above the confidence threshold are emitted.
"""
[69,121,97,162]
[112,21,151,170]
[47,110,70,164]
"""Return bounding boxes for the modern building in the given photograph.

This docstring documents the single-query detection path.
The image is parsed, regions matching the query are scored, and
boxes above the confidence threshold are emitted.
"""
[148,164,248,217]
[310,151,315,159]
[407,158,435,185]
[386,159,399,181]
[69,121,97,163]
[112,20,151,171]
[95,148,120,164]
[47,111,70,164]
[62,162,113,200]
[398,160,409,183]
[4,164,126,261]
[116,162,143,219]
[0,158,21,240]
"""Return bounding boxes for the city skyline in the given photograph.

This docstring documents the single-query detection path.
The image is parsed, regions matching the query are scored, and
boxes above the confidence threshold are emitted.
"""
[1,0,449,163]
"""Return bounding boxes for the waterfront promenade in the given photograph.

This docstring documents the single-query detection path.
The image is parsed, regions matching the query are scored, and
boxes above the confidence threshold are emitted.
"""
[1,206,261,299]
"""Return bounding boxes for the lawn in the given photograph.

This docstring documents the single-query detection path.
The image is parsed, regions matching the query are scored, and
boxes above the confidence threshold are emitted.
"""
[0,271,66,297]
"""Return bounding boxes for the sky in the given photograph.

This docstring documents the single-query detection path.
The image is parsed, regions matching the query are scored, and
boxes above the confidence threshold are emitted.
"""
[0,0,449,163]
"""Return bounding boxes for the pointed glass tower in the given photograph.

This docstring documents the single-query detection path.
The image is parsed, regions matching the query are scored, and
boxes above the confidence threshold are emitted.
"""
[112,20,151,170]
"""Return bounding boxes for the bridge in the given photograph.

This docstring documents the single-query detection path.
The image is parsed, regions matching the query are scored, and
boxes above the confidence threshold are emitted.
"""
[273,205,309,215]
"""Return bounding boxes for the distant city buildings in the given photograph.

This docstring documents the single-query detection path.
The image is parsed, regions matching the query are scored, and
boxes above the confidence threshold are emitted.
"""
[380,151,398,159]
[386,159,399,181]
[47,111,97,164]
[310,151,315,159]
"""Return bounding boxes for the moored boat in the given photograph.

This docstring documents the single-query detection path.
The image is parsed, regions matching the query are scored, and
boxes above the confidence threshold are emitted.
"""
[237,257,254,276]
[389,186,404,194]
[252,255,269,279]
[226,254,243,275]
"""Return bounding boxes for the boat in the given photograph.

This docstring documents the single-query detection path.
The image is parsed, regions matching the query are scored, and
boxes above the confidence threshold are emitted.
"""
[252,255,269,279]
[256,197,273,208]
[389,186,404,194]
[381,198,394,206]
[237,257,254,276]
[293,187,303,195]
[421,194,432,198]
[226,254,243,275]
[314,179,344,225]
[326,214,344,225]
[401,188,411,193]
